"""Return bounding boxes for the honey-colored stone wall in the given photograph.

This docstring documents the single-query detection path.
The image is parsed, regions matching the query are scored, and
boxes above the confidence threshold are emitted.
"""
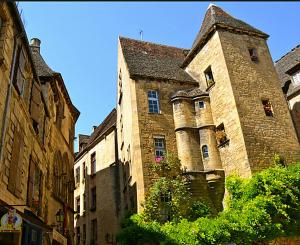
[186,31,250,177]
[175,129,203,171]
[288,93,300,142]
[134,79,198,195]
[74,129,119,245]
[219,30,300,173]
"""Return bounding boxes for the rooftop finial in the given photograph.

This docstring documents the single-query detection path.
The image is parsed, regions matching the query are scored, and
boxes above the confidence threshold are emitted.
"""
[139,30,143,41]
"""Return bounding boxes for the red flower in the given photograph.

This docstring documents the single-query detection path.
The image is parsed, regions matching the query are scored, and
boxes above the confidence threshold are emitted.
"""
[155,156,162,163]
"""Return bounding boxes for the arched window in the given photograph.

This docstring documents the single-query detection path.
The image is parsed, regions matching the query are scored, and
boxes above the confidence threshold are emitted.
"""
[202,145,209,158]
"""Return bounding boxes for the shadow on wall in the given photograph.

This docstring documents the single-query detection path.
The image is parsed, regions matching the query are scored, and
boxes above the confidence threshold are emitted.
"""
[291,101,300,142]
[74,159,137,245]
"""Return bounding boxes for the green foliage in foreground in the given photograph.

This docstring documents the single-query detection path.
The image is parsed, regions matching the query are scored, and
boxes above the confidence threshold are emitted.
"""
[117,162,300,245]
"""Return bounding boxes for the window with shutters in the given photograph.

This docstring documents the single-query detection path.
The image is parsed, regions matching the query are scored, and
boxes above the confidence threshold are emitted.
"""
[27,157,43,216]
[30,81,42,134]
[91,152,96,176]
[91,219,97,243]
[91,187,96,211]
[13,46,27,96]
[83,224,86,243]
[8,129,24,197]
[56,97,65,130]
[75,167,80,185]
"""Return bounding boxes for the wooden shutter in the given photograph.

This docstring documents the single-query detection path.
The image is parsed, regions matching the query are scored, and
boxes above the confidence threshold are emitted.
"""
[30,82,42,123]
[38,172,44,216]
[15,134,24,197]
[8,130,23,195]
[27,157,35,207]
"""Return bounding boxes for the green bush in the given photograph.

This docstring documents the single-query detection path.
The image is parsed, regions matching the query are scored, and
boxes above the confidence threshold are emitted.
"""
[117,162,300,244]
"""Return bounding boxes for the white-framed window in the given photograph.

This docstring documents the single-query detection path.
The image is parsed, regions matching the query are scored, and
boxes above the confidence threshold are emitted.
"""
[91,152,96,175]
[202,145,209,158]
[148,90,160,113]
[154,137,165,158]
[292,71,300,85]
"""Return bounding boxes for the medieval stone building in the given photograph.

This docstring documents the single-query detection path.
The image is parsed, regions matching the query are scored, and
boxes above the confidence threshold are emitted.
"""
[74,4,300,245]
[275,45,300,142]
[0,2,79,245]
[74,109,120,245]
[116,4,300,216]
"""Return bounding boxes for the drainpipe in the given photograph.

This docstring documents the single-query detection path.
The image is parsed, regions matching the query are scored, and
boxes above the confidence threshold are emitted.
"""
[0,32,22,166]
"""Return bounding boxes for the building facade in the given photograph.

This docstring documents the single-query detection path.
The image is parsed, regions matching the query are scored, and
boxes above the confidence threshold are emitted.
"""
[0,2,79,245]
[74,109,120,245]
[275,45,300,142]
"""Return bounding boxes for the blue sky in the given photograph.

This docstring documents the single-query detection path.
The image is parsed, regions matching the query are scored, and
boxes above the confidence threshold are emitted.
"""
[18,2,300,151]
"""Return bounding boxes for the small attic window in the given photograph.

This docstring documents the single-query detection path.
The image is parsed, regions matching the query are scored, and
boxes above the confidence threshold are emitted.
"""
[204,66,215,87]
[198,101,205,109]
[249,48,258,62]
[262,99,274,117]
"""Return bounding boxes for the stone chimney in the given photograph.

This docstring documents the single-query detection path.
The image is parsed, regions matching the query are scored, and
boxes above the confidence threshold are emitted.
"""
[30,38,41,53]
[93,126,97,131]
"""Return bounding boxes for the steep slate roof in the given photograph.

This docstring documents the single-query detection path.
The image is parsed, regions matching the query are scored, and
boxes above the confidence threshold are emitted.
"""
[119,37,198,84]
[182,4,269,68]
[275,45,300,85]
[30,47,55,77]
[75,109,117,160]
[274,45,300,97]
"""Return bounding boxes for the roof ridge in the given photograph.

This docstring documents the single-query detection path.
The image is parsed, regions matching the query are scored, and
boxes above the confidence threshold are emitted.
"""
[274,44,300,64]
[119,36,189,51]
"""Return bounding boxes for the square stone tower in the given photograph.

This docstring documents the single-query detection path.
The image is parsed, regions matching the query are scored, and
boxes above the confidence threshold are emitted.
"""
[182,4,300,177]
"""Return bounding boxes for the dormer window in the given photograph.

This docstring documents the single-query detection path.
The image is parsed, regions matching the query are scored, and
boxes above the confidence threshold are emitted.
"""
[249,48,258,62]
[204,66,215,87]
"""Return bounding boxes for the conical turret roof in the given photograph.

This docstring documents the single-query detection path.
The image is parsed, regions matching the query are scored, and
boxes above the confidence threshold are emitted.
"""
[182,4,269,67]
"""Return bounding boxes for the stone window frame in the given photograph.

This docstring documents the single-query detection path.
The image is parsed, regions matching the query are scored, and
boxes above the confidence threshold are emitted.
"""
[216,123,230,147]
[154,136,166,159]
[91,218,98,242]
[262,99,274,117]
[90,152,96,176]
[75,166,80,185]
[76,196,80,214]
[90,187,97,211]
[173,100,181,110]
[248,47,259,62]
[198,100,205,109]
[76,226,80,244]
[82,161,86,181]
[83,224,86,243]
[148,90,160,114]
[202,145,209,158]
[204,66,215,88]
